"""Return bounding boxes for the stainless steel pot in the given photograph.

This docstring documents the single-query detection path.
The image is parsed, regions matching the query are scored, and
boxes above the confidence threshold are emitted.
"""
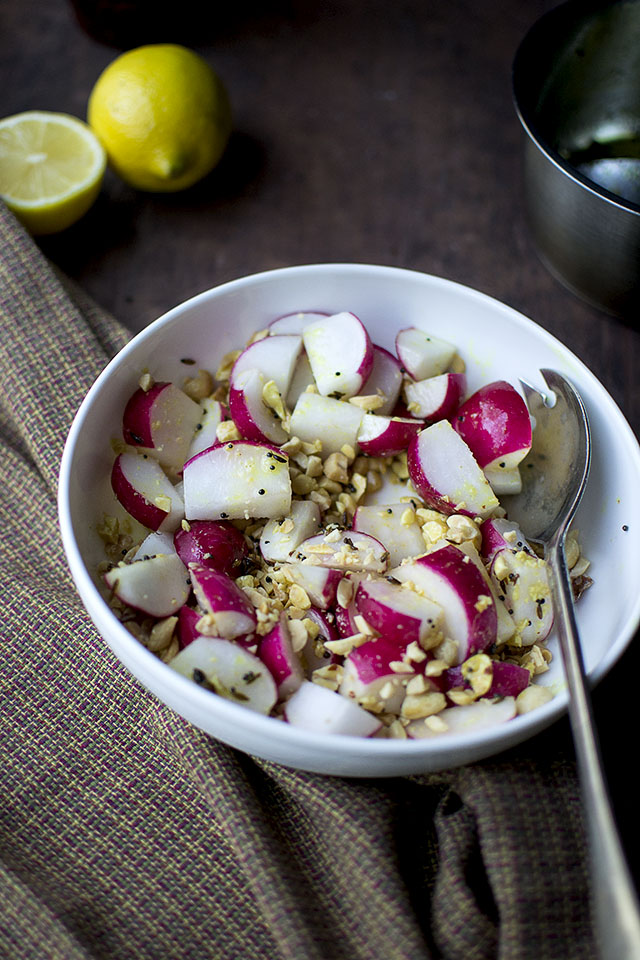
[513,0,640,318]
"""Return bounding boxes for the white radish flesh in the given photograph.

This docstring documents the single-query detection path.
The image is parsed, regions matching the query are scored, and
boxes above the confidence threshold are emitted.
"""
[280,562,343,610]
[230,334,302,396]
[405,697,516,738]
[259,616,304,699]
[122,382,202,475]
[285,353,316,409]
[228,368,288,445]
[407,420,500,519]
[302,312,373,398]
[295,531,389,574]
[359,344,403,416]
[186,397,225,461]
[483,464,522,495]
[170,636,277,714]
[284,681,382,736]
[403,372,466,422]
[133,530,176,560]
[189,563,257,639]
[111,452,185,532]
[390,545,497,664]
[356,415,423,457]
[104,553,189,618]
[268,311,328,335]
[395,328,457,380]
[352,502,426,568]
[289,392,363,456]
[354,578,443,648]
[183,441,291,521]
[259,500,321,562]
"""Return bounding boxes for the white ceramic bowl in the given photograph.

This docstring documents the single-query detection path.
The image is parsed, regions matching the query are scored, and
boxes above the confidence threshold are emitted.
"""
[58,263,640,776]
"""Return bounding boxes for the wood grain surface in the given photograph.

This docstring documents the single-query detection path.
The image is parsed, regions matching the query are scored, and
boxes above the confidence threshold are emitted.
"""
[3,0,639,886]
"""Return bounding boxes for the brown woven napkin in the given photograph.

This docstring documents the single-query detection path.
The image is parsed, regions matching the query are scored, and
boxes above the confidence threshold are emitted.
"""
[0,201,595,960]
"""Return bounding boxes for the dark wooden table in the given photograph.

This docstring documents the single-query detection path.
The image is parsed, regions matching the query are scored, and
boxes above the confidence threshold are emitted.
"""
[4,0,639,894]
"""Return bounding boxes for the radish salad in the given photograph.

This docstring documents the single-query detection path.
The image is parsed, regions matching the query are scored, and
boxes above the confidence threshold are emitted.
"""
[99,310,592,740]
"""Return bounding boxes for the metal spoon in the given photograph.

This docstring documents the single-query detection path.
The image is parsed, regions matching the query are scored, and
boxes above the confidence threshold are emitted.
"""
[504,369,640,960]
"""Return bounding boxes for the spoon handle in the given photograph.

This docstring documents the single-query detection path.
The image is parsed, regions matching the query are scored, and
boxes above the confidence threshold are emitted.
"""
[547,533,640,959]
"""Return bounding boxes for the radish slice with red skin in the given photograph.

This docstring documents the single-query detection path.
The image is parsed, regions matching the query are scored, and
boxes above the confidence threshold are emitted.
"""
[340,637,418,714]
[480,518,553,646]
[284,681,382,736]
[111,452,185,532]
[230,334,302,396]
[356,414,424,457]
[169,636,277,715]
[174,520,248,576]
[268,311,329,335]
[450,539,516,645]
[352,502,426,568]
[122,382,202,475]
[358,345,403,416]
[395,328,457,381]
[133,530,176,561]
[405,697,517,738]
[189,563,257,639]
[285,353,315,409]
[290,392,363,456]
[403,373,466,422]
[334,598,360,638]
[178,606,202,648]
[228,368,288,445]
[295,531,389,574]
[280,562,343,610]
[452,380,532,471]
[186,397,225,461]
[259,500,321,563]
[390,545,498,664]
[104,553,189,618]
[183,441,291,521]
[354,578,444,649]
[303,312,373,399]
[299,608,340,674]
[445,660,530,699]
[258,615,304,699]
[407,420,500,519]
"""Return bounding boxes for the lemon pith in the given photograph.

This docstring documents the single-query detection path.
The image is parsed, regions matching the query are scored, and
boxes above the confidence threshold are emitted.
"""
[0,111,106,235]
[88,44,232,193]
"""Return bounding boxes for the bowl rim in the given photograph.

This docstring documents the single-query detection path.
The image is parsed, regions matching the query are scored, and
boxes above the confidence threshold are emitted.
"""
[58,261,640,771]
[512,0,640,218]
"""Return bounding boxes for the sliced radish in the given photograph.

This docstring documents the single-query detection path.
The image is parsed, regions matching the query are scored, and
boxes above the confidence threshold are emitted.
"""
[359,344,403,416]
[169,636,277,714]
[189,563,257,639]
[352,502,426,567]
[452,381,532,472]
[356,414,424,457]
[284,681,382,736]
[483,464,523,495]
[407,420,500,519]
[334,597,360,637]
[354,578,443,648]
[228,368,288,445]
[111,452,185,532]
[280,562,343,610]
[302,312,373,398]
[395,328,457,380]
[405,697,516,738]
[300,608,339,673]
[295,531,389,574]
[178,605,203,648]
[289,392,363,456]
[285,353,316,409]
[259,500,321,562]
[445,661,530,699]
[481,518,553,646]
[122,381,202,475]
[230,334,302,396]
[268,311,328,335]
[133,530,176,560]
[104,553,189,618]
[390,545,497,664]
[174,520,248,576]
[340,637,417,714]
[186,397,225,461]
[403,372,466,422]
[451,539,516,645]
[258,615,304,699]
[183,441,291,521]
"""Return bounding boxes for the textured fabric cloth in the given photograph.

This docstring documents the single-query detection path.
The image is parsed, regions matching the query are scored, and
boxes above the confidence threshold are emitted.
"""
[0,201,595,960]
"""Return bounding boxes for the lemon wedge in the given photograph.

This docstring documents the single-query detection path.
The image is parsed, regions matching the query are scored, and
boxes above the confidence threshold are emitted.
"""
[0,111,106,235]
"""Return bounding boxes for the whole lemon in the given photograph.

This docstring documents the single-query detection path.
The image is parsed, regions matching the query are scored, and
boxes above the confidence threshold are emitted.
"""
[87,44,232,192]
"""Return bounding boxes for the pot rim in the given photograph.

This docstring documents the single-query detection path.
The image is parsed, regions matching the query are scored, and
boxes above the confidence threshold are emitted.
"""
[512,0,640,218]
